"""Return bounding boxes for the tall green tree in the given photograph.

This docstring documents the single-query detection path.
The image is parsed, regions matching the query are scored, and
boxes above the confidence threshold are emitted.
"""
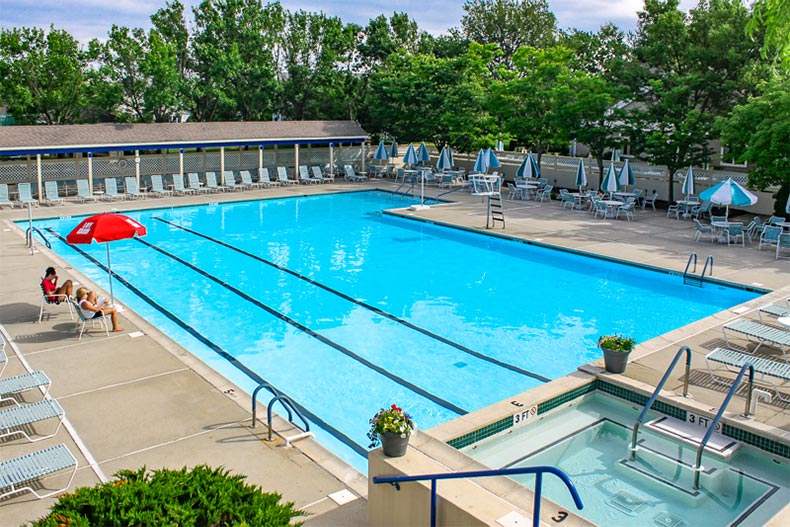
[748,0,790,69]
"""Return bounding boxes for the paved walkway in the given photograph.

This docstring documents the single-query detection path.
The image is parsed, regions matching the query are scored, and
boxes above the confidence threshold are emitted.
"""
[1,179,787,525]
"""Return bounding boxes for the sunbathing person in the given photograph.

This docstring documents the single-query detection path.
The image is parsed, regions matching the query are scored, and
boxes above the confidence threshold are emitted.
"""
[75,287,123,332]
[41,266,73,303]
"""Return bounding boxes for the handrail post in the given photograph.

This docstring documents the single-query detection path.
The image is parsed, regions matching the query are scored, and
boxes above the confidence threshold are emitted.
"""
[533,473,543,527]
[430,480,438,527]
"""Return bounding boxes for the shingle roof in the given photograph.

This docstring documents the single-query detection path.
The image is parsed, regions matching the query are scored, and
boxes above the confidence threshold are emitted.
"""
[0,120,368,155]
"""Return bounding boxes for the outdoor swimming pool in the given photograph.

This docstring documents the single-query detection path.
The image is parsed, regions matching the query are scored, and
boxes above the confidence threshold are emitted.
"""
[462,393,789,526]
[30,191,760,471]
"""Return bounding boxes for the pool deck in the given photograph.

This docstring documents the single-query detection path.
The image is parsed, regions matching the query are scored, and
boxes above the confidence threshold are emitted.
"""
[1,179,788,525]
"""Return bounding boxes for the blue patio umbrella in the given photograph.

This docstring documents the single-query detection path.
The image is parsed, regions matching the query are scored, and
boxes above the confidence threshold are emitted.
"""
[487,148,501,171]
[495,139,505,151]
[389,141,399,158]
[575,159,587,191]
[516,152,540,179]
[699,178,758,218]
[474,147,500,174]
[681,166,695,199]
[473,148,486,173]
[417,142,430,163]
[373,140,389,162]
[618,159,635,191]
[601,164,619,194]
[436,146,452,171]
[403,143,418,167]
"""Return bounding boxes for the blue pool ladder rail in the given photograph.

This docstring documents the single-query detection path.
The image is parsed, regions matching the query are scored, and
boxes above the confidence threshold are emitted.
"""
[683,253,713,286]
[372,465,583,527]
[251,383,312,445]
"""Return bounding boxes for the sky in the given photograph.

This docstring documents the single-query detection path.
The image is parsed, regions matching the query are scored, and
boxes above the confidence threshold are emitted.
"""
[1,0,701,44]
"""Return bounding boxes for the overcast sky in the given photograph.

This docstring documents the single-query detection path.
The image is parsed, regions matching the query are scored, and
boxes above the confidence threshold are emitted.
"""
[1,0,701,43]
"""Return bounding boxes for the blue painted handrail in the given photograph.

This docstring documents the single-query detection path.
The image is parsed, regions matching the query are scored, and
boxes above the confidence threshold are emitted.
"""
[251,383,310,441]
[373,465,583,527]
[630,345,692,460]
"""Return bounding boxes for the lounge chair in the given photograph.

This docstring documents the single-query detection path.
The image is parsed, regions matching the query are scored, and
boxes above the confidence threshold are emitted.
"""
[205,172,227,192]
[38,279,75,323]
[343,165,367,182]
[75,179,98,203]
[188,172,210,193]
[0,443,78,500]
[758,300,790,324]
[0,183,13,208]
[298,165,320,184]
[758,226,782,251]
[223,171,244,191]
[641,191,657,211]
[258,168,278,187]
[313,165,333,183]
[44,181,65,206]
[17,183,39,207]
[0,371,51,405]
[172,173,195,196]
[239,170,264,189]
[705,347,790,402]
[103,178,125,201]
[0,398,65,442]
[693,219,714,243]
[124,177,146,199]
[0,334,7,376]
[73,298,110,340]
[150,175,173,197]
[277,166,298,185]
[722,318,789,359]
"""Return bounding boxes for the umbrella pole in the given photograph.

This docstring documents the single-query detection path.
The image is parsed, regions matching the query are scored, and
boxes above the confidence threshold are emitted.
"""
[420,172,425,206]
[106,243,114,305]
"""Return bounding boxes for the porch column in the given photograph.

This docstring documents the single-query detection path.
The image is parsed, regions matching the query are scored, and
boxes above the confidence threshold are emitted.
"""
[179,148,184,177]
[258,145,263,172]
[36,154,43,199]
[134,150,141,189]
[87,152,94,193]
[294,144,300,174]
[329,143,334,174]
[220,146,225,184]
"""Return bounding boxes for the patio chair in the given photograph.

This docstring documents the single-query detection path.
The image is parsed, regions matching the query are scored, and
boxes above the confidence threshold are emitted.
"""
[73,298,110,340]
[223,171,244,191]
[240,170,264,189]
[758,225,782,251]
[615,198,636,221]
[593,199,611,219]
[0,371,51,405]
[124,177,146,199]
[44,181,65,206]
[692,219,715,243]
[768,215,787,225]
[641,191,657,211]
[0,443,78,500]
[187,172,210,193]
[75,179,98,203]
[705,347,790,402]
[722,222,745,247]
[172,173,195,196]
[298,165,320,184]
[722,318,789,359]
[666,202,681,219]
[310,166,327,183]
[277,166,299,185]
[17,183,39,207]
[691,200,712,219]
[710,215,727,224]
[777,232,790,260]
[103,178,125,201]
[38,280,75,323]
[0,398,66,442]
[149,175,173,198]
[205,172,228,192]
[258,168,278,187]
[632,189,644,201]
[535,184,552,202]
[0,183,12,208]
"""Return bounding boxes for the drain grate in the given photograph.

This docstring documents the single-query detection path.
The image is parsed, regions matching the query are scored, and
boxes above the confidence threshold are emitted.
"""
[609,491,649,516]
[653,511,686,527]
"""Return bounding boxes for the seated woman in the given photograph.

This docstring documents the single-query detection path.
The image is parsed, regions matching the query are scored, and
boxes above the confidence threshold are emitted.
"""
[41,266,73,303]
[75,287,123,332]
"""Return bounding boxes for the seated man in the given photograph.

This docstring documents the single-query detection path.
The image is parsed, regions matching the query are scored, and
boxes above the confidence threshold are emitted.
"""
[41,266,73,303]
[75,287,123,332]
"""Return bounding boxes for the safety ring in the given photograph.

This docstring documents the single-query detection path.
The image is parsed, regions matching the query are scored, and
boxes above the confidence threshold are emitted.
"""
[118,159,128,169]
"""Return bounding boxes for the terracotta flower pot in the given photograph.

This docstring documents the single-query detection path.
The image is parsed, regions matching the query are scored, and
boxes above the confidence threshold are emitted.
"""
[380,432,410,457]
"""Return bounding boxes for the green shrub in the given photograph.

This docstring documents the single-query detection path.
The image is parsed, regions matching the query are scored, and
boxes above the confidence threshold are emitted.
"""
[30,465,304,527]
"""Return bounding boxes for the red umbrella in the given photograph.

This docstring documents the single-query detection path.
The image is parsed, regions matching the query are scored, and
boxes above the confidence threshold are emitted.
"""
[66,213,146,304]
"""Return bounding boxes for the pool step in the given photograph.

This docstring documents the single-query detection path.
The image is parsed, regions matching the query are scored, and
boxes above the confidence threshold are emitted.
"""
[644,416,741,459]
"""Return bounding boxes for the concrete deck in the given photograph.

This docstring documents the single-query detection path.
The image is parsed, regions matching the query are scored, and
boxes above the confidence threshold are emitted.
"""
[1,178,788,525]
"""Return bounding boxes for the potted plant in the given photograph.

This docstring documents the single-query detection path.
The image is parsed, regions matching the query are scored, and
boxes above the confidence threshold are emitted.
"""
[367,404,416,457]
[598,334,636,373]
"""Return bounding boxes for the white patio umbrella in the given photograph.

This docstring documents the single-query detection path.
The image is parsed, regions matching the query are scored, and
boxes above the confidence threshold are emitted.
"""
[699,178,758,218]
[495,139,505,151]
[618,159,635,191]
[601,164,619,194]
[575,159,587,191]
[681,166,696,199]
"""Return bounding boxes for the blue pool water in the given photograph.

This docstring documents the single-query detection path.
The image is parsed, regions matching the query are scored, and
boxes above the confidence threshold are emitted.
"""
[29,191,760,471]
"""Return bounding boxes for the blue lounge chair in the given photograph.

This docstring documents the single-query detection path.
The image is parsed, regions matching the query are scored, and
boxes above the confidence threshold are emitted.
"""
[44,181,65,206]
[705,347,790,402]
[277,166,299,185]
[205,172,227,192]
[0,371,51,405]
[17,183,39,207]
[150,175,173,197]
[103,178,125,201]
[0,443,78,500]
[172,173,195,196]
[0,398,65,442]
[75,179,98,203]
[722,318,789,359]
[0,183,12,208]
[124,177,146,199]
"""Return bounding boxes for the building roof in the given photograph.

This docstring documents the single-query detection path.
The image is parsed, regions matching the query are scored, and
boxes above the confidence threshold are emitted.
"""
[0,120,368,156]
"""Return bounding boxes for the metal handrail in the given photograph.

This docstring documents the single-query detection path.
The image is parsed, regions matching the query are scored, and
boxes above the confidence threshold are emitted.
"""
[630,345,692,460]
[701,255,713,278]
[250,383,310,442]
[693,363,754,489]
[372,465,583,527]
[683,252,697,278]
[26,227,52,249]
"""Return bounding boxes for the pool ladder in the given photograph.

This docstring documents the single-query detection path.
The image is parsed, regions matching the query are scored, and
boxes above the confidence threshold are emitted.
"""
[683,252,712,286]
[251,383,313,446]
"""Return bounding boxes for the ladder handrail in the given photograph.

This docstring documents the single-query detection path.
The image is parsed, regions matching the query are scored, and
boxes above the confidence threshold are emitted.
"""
[693,363,754,489]
[250,383,310,441]
[630,345,692,460]
[26,227,52,249]
[701,255,713,278]
[683,252,698,278]
[373,465,584,527]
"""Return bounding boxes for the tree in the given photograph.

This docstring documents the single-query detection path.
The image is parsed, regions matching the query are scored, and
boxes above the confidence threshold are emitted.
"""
[459,0,556,70]
[748,0,790,69]
[0,26,93,124]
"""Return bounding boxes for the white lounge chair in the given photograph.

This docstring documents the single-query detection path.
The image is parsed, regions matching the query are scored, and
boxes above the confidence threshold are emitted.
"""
[17,183,39,207]
[0,183,13,208]
[103,178,125,200]
[205,172,227,192]
[0,334,7,376]
[223,171,244,191]
[172,173,195,196]
[722,318,789,359]
[259,168,279,187]
[150,175,173,197]
[311,166,329,183]
[277,166,298,185]
[44,181,65,206]
[0,398,65,442]
[188,172,210,193]
[240,170,264,189]
[75,179,98,203]
[0,443,78,500]
[0,371,51,405]
[343,165,367,182]
[705,347,790,402]
[758,300,790,324]
[124,177,146,199]
[299,165,319,184]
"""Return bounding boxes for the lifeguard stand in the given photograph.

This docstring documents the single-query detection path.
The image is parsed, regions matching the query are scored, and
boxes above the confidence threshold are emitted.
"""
[469,174,505,229]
